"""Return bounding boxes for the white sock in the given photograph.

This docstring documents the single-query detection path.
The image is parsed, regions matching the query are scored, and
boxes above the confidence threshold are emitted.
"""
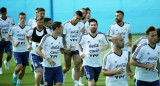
[79,77,83,82]
[13,73,17,77]
[17,79,21,83]
[75,80,79,85]
[40,84,44,86]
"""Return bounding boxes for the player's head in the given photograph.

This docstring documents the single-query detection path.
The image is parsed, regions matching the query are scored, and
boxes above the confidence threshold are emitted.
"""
[19,12,26,23]
[89,18,98,33]
[112,35,124,49]
[35,8,39,17]
[44,18,52,28]
[36,16,44,28]
[145,26,157,44]
[0,7,7,17]
[52,21,63,34]
[80,8,87,20]
[115,10,124,23]
[37,8,45,18]
[156,28,160,43]
[86,7,91,19]
[72,10,83,24]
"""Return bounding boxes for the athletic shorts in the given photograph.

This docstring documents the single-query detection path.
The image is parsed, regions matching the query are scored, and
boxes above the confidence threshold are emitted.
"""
[13,51,29,66]
[32,53,43,70]
[43,66,63,86]
[135,79,159,86]
[71,50,79,55]
[0,41,12,53]
[84,66,102,82]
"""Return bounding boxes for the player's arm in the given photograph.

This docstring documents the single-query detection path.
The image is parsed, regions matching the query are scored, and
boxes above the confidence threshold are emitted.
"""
[36,46,56,66]
[82,27,85,34]
[78,43,85,59]
[128,33,132,47]
[132,43,137,53]
[102,68,124,76]
[0,27,2,40]
[100,44,109,52]
[7,34,19,46]
[25,35,32,50]
[130,58,155,69]
[107,35,112,42]
[126,60,134,79]
[62,34,67,48]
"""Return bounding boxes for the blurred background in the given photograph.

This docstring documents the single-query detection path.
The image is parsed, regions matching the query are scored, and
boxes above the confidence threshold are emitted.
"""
[0,0,160,33]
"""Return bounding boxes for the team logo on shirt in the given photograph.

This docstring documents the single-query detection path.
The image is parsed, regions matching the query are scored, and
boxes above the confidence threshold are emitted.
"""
[98,39,101,43]
[45,82,48,85]
[87,41,90,43]
[51,42,53,45]
[87,74,90,79]
[158,52,160,55]
[147,52,150,55]
[35,63,37,67]
[87,26,89,28]
[115,61,117,63]
[125,28,127,32]
[59,41,61,44]
[15,60,17,64]
[125,58,127,62]
[78,27,80,29]
[17,31,19,33]
[8,21,10,24]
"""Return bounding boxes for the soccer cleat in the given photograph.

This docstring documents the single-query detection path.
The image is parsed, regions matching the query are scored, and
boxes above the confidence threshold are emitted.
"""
[16,83,20,86]
[30,65,34,72]
[0,70,2,74]
[78,81,84,86]
[12,75,17,84]
[72,68,75,80]
[4,60,9,70]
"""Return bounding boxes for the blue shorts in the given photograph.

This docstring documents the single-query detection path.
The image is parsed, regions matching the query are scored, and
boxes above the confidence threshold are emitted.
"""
[128,52,130,56]
[32,54,43,70]
[43,66,63,85]
[0,41,12,53]
[135,79,159,86]
[84,66,102,82]
[13,51,29,66]
[71,50,79,55]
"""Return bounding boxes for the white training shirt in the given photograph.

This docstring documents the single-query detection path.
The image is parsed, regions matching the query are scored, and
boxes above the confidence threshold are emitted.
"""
[79,32,109,67]
[26,28,51,55]
[27,17,37,28]
[132,42,160,82]
[63,20,84,50]
[103,50,128,86]
[135,36,148,47]
[107,22,131,51]
[39,34,63,67]
[0,16,15,41]
[8,24,30,52]
[84,20,90,32]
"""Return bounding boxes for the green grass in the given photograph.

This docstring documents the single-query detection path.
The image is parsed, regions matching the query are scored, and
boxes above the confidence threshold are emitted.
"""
[0,36,157,86]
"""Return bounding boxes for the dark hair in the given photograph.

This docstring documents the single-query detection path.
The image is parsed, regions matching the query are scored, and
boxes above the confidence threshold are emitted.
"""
[37,8,45,13]
[116,10,124,16]
[88,18,98,25]
[52,21,62,30]
[19,12,26,16]
[145,26,156,35]
[81,8,87,13]
[86,7,91,12]
[44,18,51,23]
[1,7,7,13]
[35,8,39,10]
[157,28,160,38]
[75,10,83,17]
[36,16,44,21]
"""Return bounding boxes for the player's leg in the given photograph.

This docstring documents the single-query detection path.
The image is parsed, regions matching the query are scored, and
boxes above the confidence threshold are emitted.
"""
[93,67,102,86]
[152,80,159,86]
[4,41,12,70]
[79,66,84,85]
[54,66,63,86]
[0,41,4,74]
[32,54,43,86]
[62,53,71,83]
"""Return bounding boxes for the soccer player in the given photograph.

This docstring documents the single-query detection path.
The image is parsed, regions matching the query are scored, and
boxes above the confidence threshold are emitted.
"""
[36,21,68,86]
[7,12,30,86]
[25,16,51,86]
[78,18,109,86]
[0,7,15,74]
[102,35,134,86]
[62,10,85,86]
[130,26,160,86]
[27,8,39,28]
[80,8,87,23]
[44,17,52,32]
[84,7,91,32]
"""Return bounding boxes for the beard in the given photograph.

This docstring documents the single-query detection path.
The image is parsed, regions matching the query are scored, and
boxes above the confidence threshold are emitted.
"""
[91,28,97,33]
[115,18,122,23]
